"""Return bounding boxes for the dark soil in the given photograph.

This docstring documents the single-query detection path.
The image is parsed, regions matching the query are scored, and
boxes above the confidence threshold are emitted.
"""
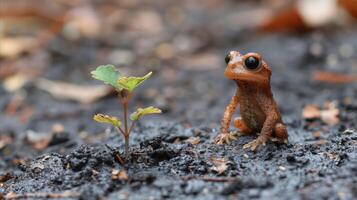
[1,1,357,200]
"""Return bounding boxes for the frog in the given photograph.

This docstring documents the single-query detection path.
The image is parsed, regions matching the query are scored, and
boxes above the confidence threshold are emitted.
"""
[214,51,288,151]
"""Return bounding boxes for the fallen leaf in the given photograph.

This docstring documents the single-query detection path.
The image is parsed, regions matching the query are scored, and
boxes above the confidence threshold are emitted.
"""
[52,123,65,134]
[302,105,321,119]
[210,157,230,175]
[313,71,357,84]
[3,74,30,92]
[320,102,339,125]
[302,102,339,125]
[36,78,112,104]
[0,37,39,58]
[112,169,129,181]
[186,137,201,145]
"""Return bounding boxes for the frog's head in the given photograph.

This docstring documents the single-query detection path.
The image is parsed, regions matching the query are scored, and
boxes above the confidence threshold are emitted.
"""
[224,51,272,84]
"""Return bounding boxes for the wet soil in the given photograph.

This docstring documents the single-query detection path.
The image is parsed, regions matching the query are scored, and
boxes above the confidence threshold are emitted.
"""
[1,1,357,200]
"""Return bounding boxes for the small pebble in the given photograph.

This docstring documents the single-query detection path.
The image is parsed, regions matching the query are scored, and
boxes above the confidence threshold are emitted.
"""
[278,166,286,171]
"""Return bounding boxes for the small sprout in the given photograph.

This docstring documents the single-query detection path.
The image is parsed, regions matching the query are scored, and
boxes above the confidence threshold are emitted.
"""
[91,65,161,157]
[117,72,152,92]
[93,114,122,128]
[91,65,122,90]
[130,106,162,121]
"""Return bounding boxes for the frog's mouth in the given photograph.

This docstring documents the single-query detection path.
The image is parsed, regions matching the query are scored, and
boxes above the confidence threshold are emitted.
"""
[235,73,267,83]
[225,65,269,83]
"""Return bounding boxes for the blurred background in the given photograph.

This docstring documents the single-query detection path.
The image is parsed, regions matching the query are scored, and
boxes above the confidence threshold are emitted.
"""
[0,0,356,153]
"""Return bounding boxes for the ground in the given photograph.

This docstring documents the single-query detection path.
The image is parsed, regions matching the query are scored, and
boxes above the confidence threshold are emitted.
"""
[0,0,357,200]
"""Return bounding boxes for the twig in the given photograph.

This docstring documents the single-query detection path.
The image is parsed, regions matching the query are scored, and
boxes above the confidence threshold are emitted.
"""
[181,176,237,183]
[105,144,125,166]
[4,191,79,199]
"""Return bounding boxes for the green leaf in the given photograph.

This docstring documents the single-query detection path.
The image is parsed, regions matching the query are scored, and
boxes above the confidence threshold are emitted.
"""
[117,72,152,92]
[91,65,122,90]
[130,106,162,121]
[93,114,122,127]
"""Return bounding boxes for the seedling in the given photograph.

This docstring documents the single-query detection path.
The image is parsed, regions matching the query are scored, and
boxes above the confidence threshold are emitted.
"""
[91,65,161,156]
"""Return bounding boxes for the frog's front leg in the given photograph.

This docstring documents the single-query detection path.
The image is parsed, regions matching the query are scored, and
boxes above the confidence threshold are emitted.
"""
[214,92,239,145]
[243,114,278,151]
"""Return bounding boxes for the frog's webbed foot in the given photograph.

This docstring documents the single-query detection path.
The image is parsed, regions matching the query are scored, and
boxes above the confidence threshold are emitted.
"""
[243,137,267,152]
[214,133,237,145]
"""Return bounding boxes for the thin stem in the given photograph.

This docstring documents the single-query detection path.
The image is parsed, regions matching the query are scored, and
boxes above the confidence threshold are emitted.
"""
[115,127,126,136]
[128,121,136,135]
[122,102,129,156]
[124,136,129,157]
[123,102,129,135]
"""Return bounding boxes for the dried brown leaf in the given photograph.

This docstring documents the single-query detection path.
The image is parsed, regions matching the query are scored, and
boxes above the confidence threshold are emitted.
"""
[0,37,39,58]
[186,137,201,145]
[302,102,339,125]
[3,74,30,92]
[302,105,321,119]
[112,169,129,181]
[36,79,112,104]
[210,157,230,175]
[320,102,339,125]
[313,71,357,84]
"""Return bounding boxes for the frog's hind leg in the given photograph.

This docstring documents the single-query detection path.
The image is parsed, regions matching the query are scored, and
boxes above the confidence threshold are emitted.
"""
[234,117,253,136]
[272,123,288,143]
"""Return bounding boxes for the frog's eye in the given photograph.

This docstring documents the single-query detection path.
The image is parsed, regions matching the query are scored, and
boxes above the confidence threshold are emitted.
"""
[225,53,231,64]
[243,56,261,71]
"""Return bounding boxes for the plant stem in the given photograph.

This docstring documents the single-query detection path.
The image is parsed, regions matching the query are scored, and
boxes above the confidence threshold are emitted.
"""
[123,102,129,134]
[115,127,126,136]
[124,135,129,157]
[123,102,129,156]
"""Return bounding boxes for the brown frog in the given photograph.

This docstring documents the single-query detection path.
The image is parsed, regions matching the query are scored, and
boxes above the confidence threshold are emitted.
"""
[214,51,288,151]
